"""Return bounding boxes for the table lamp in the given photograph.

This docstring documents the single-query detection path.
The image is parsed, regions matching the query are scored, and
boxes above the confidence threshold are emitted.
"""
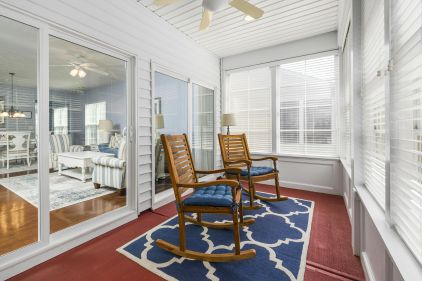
[221,113,236,135]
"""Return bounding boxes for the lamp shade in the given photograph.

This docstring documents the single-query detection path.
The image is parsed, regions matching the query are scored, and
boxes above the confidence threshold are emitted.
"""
[98,120,113,131]
[221,113,237,126]
[155,114,164,129]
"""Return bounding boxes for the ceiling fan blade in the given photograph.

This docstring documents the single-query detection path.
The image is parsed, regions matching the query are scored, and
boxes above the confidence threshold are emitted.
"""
[153,0,183,6]
[229,0,264,19]
[199,9,213,31]
[83,66,109,76]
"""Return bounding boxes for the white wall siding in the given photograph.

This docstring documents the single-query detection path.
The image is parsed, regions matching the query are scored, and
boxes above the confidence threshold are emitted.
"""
[2,0,220,212]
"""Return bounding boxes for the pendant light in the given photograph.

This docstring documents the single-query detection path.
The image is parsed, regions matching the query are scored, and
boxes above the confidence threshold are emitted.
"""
[0,73,26,118]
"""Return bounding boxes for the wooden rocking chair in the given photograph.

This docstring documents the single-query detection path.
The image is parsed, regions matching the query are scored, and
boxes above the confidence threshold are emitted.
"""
[157,134,256,262]
[218,133,288,210]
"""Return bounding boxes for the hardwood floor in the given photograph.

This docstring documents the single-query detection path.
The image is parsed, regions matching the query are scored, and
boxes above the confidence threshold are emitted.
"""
[0,177,126,255]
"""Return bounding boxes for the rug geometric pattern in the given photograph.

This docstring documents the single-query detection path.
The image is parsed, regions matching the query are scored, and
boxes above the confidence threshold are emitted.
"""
[117,192,314,281]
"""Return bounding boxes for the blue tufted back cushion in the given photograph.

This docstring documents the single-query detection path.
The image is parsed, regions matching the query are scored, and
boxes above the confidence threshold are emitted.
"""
[183,185,233,207]
[240,166,274,176]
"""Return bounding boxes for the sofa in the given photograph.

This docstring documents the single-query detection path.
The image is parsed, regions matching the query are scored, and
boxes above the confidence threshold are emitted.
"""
[98,133,123,157]
[49,134,84,170]
[92,140,127,194]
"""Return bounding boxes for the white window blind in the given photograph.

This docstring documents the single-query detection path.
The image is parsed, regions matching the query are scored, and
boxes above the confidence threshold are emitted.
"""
[53,107,68,135]
[192,84,214,172]
[279,56,337,157]
[390,0,422,264]
[227,67,272,153]
[361,0,386,208]
[85,101,106,145]
[340,31,352,166]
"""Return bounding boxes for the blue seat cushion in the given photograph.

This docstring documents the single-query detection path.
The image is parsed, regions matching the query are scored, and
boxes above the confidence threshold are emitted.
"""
[183,185,233,207]
[240,166,274,176]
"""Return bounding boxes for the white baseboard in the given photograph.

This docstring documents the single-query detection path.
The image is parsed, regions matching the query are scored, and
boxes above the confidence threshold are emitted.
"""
[259,179,341,195]
[0,210,137,280]
[361,251,376,281]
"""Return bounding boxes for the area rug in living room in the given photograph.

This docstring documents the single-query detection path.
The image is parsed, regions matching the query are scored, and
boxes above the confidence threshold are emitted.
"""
[0,172,115,210]
[117,192,314,281]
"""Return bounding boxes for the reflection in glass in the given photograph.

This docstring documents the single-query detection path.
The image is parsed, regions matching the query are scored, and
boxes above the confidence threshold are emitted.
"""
[154,72,188,194]
[0,16,39,255]
[192,84,214,172]
[49,36,127,233]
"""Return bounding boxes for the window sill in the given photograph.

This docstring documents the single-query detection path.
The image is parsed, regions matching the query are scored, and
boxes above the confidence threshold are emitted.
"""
[251,152,340,161]
[355,185,422,281]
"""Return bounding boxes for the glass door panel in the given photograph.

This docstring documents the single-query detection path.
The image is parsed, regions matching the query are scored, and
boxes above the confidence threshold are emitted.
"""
[154,72,188,193]
[49,36,128,233]
[192,84,214,173]
[0,16,39,255]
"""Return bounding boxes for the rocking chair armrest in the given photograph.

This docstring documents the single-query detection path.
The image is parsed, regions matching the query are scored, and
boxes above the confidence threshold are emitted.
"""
[250,156,278,162]
[176,179,240,189]
[224,159,252,166]
[195,167,242,175]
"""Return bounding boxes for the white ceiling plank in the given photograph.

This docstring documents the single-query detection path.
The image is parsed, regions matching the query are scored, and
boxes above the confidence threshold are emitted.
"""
[137,0,339,57]
[193,4,337,45]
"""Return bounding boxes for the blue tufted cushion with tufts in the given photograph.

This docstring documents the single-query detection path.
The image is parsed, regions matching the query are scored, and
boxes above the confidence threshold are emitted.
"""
[183,185,233,207]
[240,166,274,176]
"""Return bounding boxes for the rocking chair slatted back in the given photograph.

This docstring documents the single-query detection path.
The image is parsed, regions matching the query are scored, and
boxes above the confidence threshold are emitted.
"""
[161,134,197,200]
[218,134,251,168]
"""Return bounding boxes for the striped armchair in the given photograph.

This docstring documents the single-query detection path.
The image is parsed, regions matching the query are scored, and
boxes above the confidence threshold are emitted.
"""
[92,140,127,194]
[49,134,83,170]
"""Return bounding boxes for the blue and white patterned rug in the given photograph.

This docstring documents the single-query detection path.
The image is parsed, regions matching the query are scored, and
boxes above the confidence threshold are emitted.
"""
[0,172,115,210]
[117,192,314,281]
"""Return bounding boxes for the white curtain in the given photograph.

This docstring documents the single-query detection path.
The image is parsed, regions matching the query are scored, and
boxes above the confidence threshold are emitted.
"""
[85,102,106,145]
[53,107,68,135]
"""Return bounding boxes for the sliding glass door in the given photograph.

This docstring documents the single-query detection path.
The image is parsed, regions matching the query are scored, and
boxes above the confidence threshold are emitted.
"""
[49,36,128,233]
[153,71,188,194]
[0,16,40,255]
[192,84,214,172]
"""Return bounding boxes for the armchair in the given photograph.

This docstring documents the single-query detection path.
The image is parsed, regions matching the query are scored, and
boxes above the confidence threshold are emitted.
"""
[157,134,256,262]
[49,134,83,170]
[218,133,288,210]
[92,140,127,195]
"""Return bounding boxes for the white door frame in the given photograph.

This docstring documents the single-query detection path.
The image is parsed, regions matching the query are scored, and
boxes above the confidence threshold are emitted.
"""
[0,4,138,279]
[150,63,217,209]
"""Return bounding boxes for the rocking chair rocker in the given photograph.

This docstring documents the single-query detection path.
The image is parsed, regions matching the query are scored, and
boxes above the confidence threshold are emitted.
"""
[157,134,256,262]
[218,133,288,210]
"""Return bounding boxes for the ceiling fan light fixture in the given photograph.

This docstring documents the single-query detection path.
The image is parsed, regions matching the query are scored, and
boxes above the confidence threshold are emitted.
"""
[70,68,78,77]
[78,69,87,78]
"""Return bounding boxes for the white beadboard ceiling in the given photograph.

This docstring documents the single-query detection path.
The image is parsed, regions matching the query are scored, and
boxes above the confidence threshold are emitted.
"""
[138,0,339,57]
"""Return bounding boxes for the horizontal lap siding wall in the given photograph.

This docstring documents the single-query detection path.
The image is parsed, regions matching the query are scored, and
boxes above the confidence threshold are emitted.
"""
[3,0,220,212]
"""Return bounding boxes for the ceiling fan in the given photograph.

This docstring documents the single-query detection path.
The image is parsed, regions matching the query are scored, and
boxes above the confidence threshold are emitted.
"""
[51,62,109,79]
[153,0,264,31]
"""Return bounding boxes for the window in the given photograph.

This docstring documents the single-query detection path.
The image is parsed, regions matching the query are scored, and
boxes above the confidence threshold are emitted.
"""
[279,56,337,156]
[192,84,214,172]
[85,101,106,145]
[53,107,68,134]
[390,0,422,264]
[227,67,272,153]
[361,0,386,208]
[339,29,352,167]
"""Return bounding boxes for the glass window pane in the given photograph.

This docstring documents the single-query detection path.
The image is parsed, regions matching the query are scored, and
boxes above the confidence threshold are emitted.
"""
[192,84,214,173]
[49,36,127,233]
[0,16,39,255]
[154,72,188,194]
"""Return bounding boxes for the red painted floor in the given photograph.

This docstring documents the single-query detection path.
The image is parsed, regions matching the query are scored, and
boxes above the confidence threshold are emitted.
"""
[9,184,365,281]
